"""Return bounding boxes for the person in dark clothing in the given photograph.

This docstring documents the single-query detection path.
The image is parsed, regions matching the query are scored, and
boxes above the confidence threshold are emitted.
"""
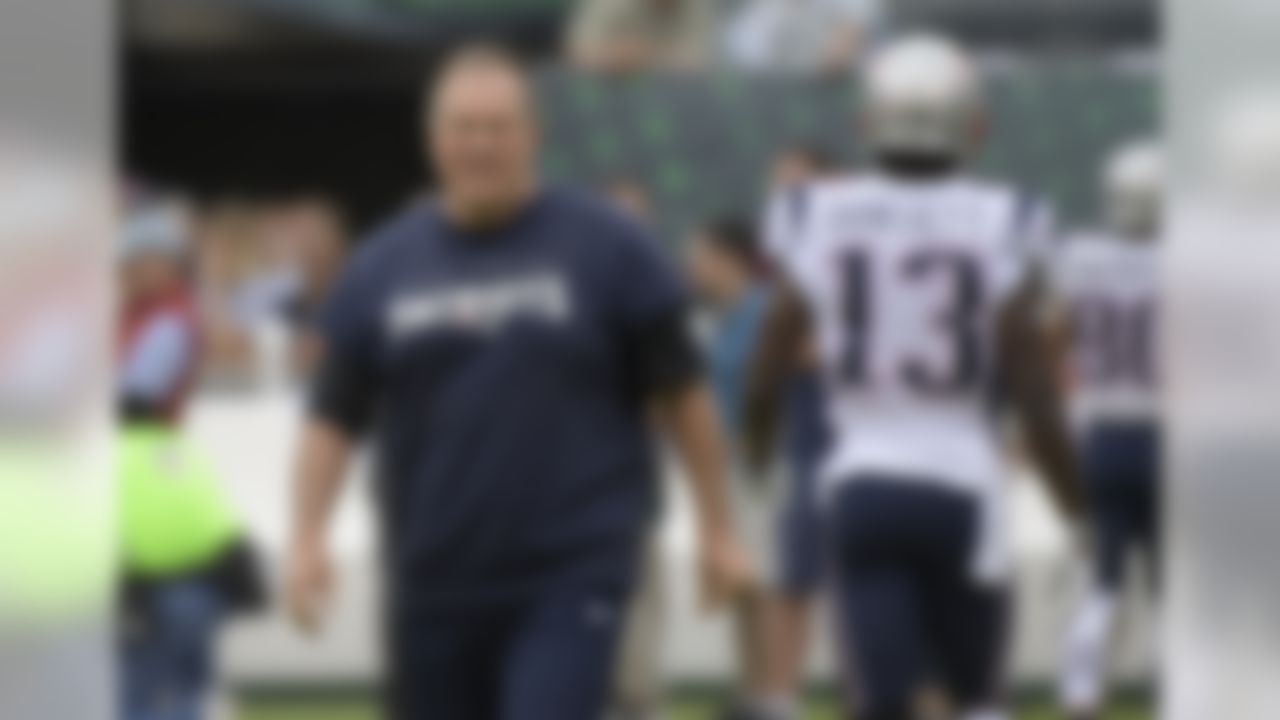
[284,45,752,720]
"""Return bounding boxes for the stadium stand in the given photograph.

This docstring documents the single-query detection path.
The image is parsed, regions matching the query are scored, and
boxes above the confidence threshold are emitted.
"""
[536,65,1155,239]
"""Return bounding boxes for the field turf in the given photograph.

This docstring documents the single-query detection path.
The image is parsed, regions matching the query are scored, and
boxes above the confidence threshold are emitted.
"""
[240,694,1152,719]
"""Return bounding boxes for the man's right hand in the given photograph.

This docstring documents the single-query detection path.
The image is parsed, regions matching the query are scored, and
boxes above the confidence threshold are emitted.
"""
[285,538,335,635]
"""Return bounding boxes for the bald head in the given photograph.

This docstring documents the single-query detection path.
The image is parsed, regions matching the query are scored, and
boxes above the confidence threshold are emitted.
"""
[429,46,534,119]
[427,45,540,227]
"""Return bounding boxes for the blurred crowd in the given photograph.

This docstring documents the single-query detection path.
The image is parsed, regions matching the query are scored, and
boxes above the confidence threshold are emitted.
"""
[567,0,884,75]
[122,192,348,394]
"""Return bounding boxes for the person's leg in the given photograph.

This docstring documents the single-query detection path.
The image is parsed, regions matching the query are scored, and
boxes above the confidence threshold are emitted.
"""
[1060,427,1137,720]
[149,580,224,720]
[120,602,165,720]
[928,579,1012,720]
[760,388,829,719]
[833,568,922,720]
[500,575,629,720]
[723,584,783,720]
[766,592,814,701]
[1060,577,1121,720]
[1135,424,1162,595]
[828,481,927,720]
[387,601,511,720]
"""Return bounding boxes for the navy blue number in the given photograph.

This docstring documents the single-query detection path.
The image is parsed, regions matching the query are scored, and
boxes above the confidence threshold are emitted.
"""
[840,248,985,394]
[903,250,984,394]
[840,253,871,384]
[1073,298,1156,386]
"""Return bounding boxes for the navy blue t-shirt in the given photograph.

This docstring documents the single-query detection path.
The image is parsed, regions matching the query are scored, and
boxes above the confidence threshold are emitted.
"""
[312,188,696,603]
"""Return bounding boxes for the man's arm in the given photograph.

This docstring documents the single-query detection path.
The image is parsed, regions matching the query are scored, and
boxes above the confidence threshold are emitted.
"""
[286,420,353,634]
[999,280,1086,521]
[286,328,377,633]
[743,283,811,473]
[651,383,753,610]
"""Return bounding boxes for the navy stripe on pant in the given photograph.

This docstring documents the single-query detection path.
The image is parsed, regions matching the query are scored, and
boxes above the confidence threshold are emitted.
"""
[827,477,1010,720]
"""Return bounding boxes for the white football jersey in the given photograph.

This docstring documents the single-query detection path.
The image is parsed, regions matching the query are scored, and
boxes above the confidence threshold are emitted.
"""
[776,175,1048,478]
[775,172,1051,581]
[1053,232,1160,427]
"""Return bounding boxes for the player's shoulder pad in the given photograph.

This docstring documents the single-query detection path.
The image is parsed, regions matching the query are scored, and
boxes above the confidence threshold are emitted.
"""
[769,172,873,234]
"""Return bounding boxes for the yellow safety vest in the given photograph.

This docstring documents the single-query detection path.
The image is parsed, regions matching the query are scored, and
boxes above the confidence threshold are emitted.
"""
[117,424,239,577]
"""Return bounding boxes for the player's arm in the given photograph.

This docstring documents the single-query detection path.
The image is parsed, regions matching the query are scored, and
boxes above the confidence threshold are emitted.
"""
[1039,272,1077,395]
[999,275,1086,521]
[743,282,810,473]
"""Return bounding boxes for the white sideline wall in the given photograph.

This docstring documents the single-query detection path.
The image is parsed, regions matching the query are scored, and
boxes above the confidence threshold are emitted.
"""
[188,393,1154,687]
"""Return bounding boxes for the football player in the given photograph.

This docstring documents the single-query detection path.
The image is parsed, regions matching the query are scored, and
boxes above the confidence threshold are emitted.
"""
[1056,140,1163,720]
[746,34,1084,720]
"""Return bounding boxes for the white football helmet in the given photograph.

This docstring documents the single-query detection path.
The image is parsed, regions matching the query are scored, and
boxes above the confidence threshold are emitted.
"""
[1103,139,1163,239]
[862,33,984,161]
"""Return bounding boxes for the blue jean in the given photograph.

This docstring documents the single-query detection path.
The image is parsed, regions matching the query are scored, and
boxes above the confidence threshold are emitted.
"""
[122,579,224,720]
[775,369,832,595]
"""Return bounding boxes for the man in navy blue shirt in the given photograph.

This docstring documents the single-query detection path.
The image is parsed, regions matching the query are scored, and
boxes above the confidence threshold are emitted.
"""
[284,45,752,720]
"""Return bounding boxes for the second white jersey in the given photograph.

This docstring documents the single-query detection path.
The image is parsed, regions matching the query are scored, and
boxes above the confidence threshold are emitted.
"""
[775,173,1050,500]
[1054,232,1160,427]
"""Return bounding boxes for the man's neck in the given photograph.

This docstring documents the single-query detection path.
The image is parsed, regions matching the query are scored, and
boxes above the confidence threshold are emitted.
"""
[441,181,538,233]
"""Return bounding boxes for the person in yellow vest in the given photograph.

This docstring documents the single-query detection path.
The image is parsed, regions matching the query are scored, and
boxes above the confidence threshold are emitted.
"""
[118,205,263,720]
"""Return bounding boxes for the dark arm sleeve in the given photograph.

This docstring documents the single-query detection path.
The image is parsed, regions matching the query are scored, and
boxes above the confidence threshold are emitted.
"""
[307,251,382,437]
[612,222,704,397]
[308,348,378,436]
[632,305,704,395]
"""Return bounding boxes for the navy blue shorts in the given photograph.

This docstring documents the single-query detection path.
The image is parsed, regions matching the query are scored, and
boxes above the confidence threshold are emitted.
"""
[1083,421,1161,590]
[827,478,1010,719]
[775,370,832,596]
[385,554,634,720]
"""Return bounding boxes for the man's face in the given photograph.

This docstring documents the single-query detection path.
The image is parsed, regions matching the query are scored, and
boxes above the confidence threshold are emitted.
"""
[429,65,537,216]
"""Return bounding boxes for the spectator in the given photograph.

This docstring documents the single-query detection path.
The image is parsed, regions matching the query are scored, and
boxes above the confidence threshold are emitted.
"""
[725,0,884,75]
[273,199,347,379]
[686,218,783,720]
[768,143,839,190]
[117,201,265,720]
[120,202,199,422]
[192,201,264,386]
[193,197,347,386]
[756,143,839,716]
[568,0,716,73]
